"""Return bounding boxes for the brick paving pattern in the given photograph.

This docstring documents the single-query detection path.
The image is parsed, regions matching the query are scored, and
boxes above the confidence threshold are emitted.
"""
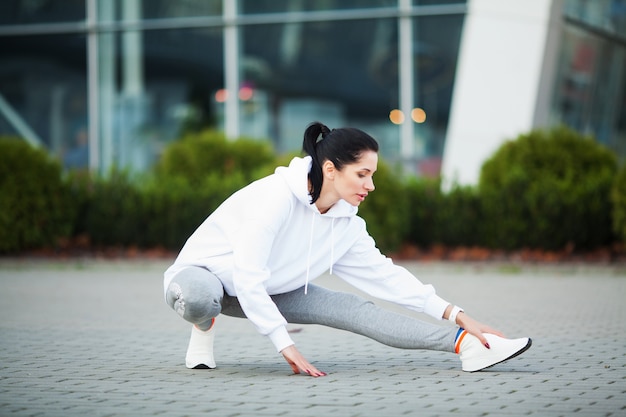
[0,260,624,417]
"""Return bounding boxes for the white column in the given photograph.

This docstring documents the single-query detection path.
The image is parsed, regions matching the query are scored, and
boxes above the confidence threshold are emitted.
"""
[122,0,143,97]
[97,0,116,174]
[441,0,564,186]
[223,0,240,140]
[399,0,415,162]
[86,0,99,171]
[120,0,148,170]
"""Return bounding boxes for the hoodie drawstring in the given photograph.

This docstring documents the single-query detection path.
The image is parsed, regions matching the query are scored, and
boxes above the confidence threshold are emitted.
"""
[329,218,335,275]
[304,213,315,294]
[305,214,336,295]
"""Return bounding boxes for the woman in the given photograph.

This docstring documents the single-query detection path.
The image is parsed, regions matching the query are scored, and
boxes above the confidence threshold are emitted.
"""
[163,122,531,377]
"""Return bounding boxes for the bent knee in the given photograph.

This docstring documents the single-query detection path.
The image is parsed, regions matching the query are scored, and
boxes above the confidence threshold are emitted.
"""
[166,281,222,323]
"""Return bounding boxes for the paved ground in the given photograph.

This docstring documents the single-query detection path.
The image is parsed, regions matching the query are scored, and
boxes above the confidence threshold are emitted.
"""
[0,259,624,417]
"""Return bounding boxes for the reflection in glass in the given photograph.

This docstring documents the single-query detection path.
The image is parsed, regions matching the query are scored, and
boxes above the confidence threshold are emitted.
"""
[564,0,626,38]
[0,0,469,176]
[0,0,85,25]
[551,25,626,157]
[97,26,224,172]
[0,33,87,169]
[412,14,463,176]
[239,18,400,159]
[240,0,397,14]
[142,0,222,20]
[413,0,467,5]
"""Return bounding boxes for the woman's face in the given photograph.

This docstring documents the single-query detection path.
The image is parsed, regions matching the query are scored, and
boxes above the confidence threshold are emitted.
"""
[331,150,378,207]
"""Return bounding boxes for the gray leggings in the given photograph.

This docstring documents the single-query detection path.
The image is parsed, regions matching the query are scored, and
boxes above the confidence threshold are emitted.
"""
[166,266,456,353]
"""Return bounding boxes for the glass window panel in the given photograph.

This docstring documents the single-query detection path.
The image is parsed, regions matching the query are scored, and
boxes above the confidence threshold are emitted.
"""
[142,0,222,20]
[564,0,626,38]
[551,25,626,159]
[413,14,464,176]
[96,1,221,23]
[413,0,466,5]
[240,18,400,160]
[0,33,87,169]
[0,0,85,25]
[97,27,223,172]
[240,0,397,15]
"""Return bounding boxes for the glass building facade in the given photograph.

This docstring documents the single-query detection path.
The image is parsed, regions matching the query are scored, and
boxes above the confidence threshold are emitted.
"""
[0,0,624,177]
[553,0,626,157]
[0,0,466,175]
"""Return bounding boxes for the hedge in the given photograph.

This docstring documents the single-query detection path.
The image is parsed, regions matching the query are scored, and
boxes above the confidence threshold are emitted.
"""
[0,138,75,252]
[479,126,617,250]
[1,127,622,255]
[612,164,626,243]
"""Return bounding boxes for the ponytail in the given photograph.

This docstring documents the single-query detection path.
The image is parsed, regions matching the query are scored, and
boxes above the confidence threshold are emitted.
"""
[302,121,379,204]
[302,122,328,204]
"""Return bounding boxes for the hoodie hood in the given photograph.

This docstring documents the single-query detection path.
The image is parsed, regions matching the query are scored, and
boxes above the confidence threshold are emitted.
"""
[275,156,358,218]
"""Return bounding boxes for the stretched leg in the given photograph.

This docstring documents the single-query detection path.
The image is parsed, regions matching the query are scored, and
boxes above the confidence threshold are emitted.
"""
[222,283,456,353]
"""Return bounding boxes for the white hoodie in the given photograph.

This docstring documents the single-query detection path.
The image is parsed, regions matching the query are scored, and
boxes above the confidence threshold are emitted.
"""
[164,156,450,352]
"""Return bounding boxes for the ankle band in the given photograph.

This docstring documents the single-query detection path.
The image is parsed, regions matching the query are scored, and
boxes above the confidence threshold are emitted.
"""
[454,328,467,354]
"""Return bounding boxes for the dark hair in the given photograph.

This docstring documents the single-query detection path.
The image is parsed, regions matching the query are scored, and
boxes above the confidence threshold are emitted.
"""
[302,121,379,204]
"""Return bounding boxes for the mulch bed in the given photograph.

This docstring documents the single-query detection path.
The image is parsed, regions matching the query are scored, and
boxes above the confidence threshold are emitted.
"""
[5,235,625,264]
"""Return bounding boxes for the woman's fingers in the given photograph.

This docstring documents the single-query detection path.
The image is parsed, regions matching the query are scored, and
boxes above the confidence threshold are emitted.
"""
[457,313,507,349]
[304,366,327,377]
[287,360,300,374]
[281,345,327,377]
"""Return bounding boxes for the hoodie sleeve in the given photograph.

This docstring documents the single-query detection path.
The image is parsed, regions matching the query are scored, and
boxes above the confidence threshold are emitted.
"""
[331,224,450,320]
[230,194,295,353]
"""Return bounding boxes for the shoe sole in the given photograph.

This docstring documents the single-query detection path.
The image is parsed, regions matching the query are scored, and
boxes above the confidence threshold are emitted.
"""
[189,364,214,370]
[469,338,532,372]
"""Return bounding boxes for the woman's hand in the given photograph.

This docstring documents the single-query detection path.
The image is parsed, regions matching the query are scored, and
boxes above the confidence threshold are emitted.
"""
[455,312,505,349]
[280,345,327,377]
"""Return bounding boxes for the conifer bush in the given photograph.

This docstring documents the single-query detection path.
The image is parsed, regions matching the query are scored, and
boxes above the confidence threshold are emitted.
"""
[479,126,617,250]
[137,130,282,250]
[139,172,250,250]
[611,164,626,244]
[79,169,144,247]
[0,138,75,252]
[405,178,483,249]
[154,130,275,185]
[405,177,444,248]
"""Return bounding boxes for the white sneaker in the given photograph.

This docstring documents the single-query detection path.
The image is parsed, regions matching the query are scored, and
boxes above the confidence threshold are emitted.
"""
[457,330,531,372]
[185,320,216,369]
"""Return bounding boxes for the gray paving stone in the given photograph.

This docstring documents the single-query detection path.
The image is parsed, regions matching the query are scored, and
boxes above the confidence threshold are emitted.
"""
[0,260,625,417]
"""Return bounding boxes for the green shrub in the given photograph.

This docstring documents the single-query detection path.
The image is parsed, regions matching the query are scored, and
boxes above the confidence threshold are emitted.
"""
[146,130,282,250]
[436,184,483,247]
[139,172,249,250]
[155,130,275,185]
[405,177,444,248]
[358,160,409,252]
[612,164,626,243]
[0,138,75,252]
[405,178,483,248]
[68,132,285,251]
[65,170,93,238]
[479,126,617,250]
[80,169,145,247]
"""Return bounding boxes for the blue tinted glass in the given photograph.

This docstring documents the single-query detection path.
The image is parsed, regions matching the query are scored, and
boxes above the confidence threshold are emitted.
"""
[240,0,396,14]
[0,33,87,167]
[564,0,626,38]
[241,18,400,155]
[0,0,85,25]
[142,0,222,19]
[413,0,466,5]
